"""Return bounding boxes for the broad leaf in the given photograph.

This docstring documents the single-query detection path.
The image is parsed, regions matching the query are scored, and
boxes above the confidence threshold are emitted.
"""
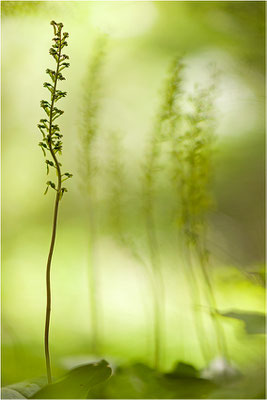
[31,359,112,399]
[166,362,198,378]
[220,311,265,334]
[208,366,265,399]
[2,388,26,399]
[89,363,216,399]
[2,377,47,399]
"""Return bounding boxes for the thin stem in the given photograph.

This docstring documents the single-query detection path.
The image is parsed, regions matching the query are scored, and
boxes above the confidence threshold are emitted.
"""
[78,37,107,355]
[141,57,182,369]
[195,243,229,360]
[44,190,60,384]
[87,204,100,354]
[182,241,210,364]
[143,136,164,371]
[145,208,164,370]
[44,28,63,384]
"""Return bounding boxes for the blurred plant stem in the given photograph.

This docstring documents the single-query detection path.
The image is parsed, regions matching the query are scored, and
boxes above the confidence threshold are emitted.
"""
[86,204,100,354]
[106,130,163,367]
[141,57,184,369]
[195,242,229,360]
[182,242,211,363]
[171,82,229,362]
[78,35,107,354]
[144,207,164,370]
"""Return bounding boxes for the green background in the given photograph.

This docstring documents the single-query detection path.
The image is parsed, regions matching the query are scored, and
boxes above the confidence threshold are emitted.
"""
[1,0,265,388]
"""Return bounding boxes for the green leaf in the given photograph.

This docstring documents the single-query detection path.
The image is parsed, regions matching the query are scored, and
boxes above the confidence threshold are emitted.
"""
[48,181,56,189]
[60,187,68,199]
[60,54,69,61]
[62,172,73,182]
[59,62,70,72]
[43,82,53,93]
[30,360,112,399]
[207,366,265,399]
[46,160,54,167]
[46,68,56,82]
[166,362,199,378]
[220,311,266,335]
[39,144,46,157]
[44,181,56,194]
[50,20,57,35]
[54,90,67,102]
[52,108,64,121]
[51,124,60,133]
[49,48,58,62]
[1,388,26,399]
[90,363,216,399]
[3,378,46,399]
[57,72,66,81]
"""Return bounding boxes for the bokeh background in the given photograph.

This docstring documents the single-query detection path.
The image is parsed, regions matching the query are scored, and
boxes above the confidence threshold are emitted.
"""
[2,0,265,388]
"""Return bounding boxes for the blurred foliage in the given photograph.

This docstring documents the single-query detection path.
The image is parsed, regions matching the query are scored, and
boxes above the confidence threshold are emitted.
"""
[1,1,265,398]
[2,360,112,399]
[89,362,216,399]
[1,1,45,16]
[31,360,112,399]
[2,360,265,399]
[220,311,265,335]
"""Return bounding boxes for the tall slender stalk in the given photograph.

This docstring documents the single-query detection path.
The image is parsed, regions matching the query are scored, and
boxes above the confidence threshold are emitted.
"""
[37,20,71,383]
[142,57,183,369]
[195,241,229,359]
[182,241,211,363]
[106,131,161,365]
[78,35,107,354]
[165,82,212,363]
[153,58,211,364]
[171,84,229,361]
[144,212,164,370]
